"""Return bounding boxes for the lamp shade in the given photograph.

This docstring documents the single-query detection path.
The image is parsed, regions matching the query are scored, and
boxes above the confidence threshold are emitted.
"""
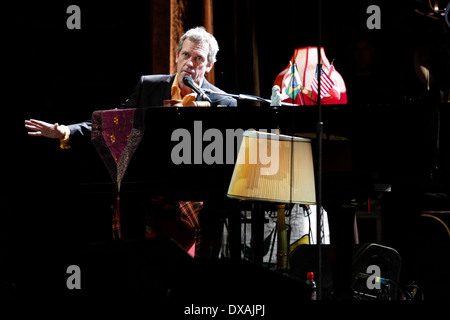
[227,130,316,204]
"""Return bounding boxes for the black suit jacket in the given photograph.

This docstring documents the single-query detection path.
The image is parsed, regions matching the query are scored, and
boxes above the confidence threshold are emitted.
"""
[68,74,237,137]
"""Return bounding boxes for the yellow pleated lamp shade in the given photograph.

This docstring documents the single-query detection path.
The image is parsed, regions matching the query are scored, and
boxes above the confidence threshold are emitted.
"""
[227,130,316,204]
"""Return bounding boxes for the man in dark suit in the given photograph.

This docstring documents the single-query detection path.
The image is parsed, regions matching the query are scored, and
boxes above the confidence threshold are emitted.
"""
[25,26,237,258]
[43,73,237,142]
[25,26,236,145]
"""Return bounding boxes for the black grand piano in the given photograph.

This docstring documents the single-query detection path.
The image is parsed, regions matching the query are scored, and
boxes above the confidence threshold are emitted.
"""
[70,103,449,300]
[83,103,449,205]
[76,103,450,247]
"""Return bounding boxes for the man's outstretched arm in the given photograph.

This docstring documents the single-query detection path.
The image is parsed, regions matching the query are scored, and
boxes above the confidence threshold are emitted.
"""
[25,119,71,149]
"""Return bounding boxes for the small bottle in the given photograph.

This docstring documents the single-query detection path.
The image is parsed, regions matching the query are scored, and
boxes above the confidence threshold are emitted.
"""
[306,272,317,300]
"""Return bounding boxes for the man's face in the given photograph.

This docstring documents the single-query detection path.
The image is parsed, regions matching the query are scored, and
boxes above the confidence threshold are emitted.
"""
[176,39,214,87]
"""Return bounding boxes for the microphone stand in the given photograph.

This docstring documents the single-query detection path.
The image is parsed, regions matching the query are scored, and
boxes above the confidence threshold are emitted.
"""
[316,0,323,301]
[202,88,299,106]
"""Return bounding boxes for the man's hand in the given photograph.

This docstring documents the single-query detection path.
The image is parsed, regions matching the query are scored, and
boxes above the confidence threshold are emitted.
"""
[25,119,67,139]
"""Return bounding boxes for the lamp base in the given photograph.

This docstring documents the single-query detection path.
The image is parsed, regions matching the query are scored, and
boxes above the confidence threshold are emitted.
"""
[276,204,289,271]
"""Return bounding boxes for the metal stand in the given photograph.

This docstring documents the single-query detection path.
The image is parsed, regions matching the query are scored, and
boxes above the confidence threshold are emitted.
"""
[315,0,324,300]
[276,204,289,271]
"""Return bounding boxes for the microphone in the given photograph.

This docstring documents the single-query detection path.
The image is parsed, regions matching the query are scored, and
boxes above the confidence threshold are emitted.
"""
[182,75,212,103]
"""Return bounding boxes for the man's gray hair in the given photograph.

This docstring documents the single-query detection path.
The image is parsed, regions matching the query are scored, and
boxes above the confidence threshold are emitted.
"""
[177,26,219,64]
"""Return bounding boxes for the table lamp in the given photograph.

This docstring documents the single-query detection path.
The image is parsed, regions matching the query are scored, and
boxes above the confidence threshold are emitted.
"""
[227,130,316,270]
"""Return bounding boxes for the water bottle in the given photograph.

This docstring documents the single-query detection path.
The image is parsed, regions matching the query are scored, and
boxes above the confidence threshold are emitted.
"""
[306,272,317,300]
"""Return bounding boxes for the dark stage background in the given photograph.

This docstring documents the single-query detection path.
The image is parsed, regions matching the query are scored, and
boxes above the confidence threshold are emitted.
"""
[2,0,450,304]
